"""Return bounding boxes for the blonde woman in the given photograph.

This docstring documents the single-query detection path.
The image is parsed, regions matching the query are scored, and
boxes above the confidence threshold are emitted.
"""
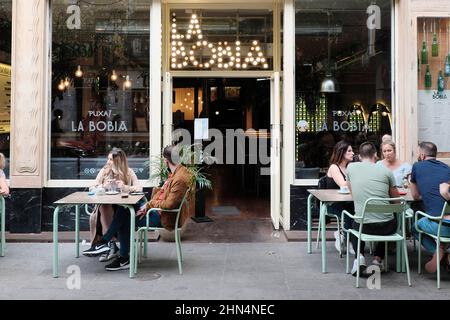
[84,148,142,261]
[0,153,9,196]
[377,140,412,187]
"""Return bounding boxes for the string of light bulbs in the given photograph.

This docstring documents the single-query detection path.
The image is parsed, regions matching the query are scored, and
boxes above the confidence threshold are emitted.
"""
[171,12,269,70]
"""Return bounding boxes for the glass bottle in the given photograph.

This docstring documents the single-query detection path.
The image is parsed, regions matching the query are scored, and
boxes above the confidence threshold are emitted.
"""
[437,70,445,92]
[445,54,450,77]
[432,33,439,57]
[425,65,432,89]
[421,40,428,64]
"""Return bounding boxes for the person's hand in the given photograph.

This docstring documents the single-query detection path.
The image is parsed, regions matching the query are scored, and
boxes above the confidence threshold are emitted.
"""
[440,182,450,195]
[116,180,125,190]
[136,207,147,218]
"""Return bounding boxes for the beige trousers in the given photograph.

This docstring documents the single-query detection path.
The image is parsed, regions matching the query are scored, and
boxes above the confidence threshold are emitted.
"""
[89,204,115,243]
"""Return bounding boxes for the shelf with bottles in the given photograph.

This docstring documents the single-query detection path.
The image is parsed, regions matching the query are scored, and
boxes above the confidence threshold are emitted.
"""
[418,17,450,92]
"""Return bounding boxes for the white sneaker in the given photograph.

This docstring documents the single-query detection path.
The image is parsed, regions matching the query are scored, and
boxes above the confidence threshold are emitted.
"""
[99,241,119,262]
[334,231,355,255]
[371,259,385,273]
[351,255,367,276]
[334,230,344,253]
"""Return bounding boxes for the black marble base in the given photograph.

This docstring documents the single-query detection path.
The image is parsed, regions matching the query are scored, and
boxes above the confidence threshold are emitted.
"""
[7,187,153,233]
[290,185,319,230]
[9,188,42,233]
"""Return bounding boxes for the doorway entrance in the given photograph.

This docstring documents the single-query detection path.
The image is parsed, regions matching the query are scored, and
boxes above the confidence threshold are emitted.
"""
[165,75,282,240]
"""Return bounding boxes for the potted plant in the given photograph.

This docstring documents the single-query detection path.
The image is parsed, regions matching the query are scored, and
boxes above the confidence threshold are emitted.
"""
[148,143,214,240]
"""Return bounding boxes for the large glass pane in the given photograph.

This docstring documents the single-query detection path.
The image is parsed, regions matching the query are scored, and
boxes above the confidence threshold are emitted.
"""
[169,9,273,71]
[0,0,11,178]
[294,0,392,178]
[417,17,450,157]
[51,0,150,179]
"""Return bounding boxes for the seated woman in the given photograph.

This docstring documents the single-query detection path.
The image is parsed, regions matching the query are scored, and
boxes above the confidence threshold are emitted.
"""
[325,140,355,253]
[0,153,9,196]
[85,148,142,261]
[377,140,412,187]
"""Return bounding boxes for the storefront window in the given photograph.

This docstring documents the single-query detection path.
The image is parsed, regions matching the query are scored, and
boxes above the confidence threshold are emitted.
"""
[169,9,273,71]
[51,0,150,179]
[295,0,392,179]
[0,0,11,177]
[417,17,450,157]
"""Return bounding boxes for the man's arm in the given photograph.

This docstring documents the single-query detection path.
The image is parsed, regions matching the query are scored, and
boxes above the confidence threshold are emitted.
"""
[440,182,450,201]
[149,180,187,210]
[389,186,400,201]
[409,182,421,200]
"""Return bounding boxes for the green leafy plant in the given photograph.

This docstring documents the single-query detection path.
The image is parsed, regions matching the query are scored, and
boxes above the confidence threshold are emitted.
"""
[148,143,214,190]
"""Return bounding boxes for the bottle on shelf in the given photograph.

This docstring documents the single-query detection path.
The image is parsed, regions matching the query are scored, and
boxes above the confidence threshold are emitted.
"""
[425,65,432,89]
[437,70,445,92]
[445,54,450,77]
[421,40,428,65]
[432,32,439,57]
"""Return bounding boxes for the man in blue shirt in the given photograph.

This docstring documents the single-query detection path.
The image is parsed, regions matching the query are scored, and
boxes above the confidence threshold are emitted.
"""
[410,142,450,273]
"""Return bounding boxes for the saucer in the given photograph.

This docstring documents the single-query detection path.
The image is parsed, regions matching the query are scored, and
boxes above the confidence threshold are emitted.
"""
[105,191,119,195]
[338,190,350,194]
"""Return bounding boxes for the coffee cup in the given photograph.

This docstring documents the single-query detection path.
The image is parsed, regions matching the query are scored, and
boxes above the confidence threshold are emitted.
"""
[340,186,349,193]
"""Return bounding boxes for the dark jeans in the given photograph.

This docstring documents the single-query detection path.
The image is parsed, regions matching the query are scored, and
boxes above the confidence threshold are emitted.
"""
[102,205,162,258]
[327,202,354,237]
[350,217,397,259]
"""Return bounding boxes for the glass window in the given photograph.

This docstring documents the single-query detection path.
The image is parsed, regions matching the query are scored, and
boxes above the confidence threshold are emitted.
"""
[0,0,11,178]
[294,0,392,179]
[169,9,273,71]
[51,0,150,179]
[417,17,450,157]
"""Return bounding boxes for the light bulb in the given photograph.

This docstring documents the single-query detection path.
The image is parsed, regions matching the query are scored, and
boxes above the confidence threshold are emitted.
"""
[58,79,65,91]
[208,43,213,48]
[242,63,248,69]
[255,46,261,51]
[192,14,197,19]
[124,75,132,89]
[198,35,203,40]
[218,63,223,68]
[235,40,241,46]
[75,65,83,77]
[263,63,269,69]
[253,40,258,46]
[236,64,241,68]
[111,70,118,81]
[186,35,191,39]
[171,63,176,68]
[202,41,207,46]
[252,61,258,66]
[64,77,70,88]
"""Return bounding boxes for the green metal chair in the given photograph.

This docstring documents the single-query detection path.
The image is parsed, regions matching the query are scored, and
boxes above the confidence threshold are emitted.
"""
[341,197,411,288]
[315,203,344,257]
[415,202,450,289]
[134,188,190,275]
[0,196,5,257]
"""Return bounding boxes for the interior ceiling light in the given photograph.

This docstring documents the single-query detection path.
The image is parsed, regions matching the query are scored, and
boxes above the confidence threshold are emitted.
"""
[75,65,83,77]
[170,13,269,70]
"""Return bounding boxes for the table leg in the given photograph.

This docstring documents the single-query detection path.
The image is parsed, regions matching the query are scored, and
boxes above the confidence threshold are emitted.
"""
[1,197,5,257]
[307,194,313,254]
[127,205,136,278]
[53,206,61,278]
[396,241,402,273]
[321,202,327,273]
[75,204,80,258]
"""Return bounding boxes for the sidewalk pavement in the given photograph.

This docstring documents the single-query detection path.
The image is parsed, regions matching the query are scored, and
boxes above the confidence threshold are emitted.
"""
[0,241,448,300]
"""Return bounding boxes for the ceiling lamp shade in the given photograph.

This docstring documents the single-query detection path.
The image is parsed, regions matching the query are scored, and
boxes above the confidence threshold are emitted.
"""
[320,72,339,93]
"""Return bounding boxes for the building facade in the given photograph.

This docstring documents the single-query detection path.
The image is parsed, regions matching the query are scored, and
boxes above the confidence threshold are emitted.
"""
[1,0,450,233]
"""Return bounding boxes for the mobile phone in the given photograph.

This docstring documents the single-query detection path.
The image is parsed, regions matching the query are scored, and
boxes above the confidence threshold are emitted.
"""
[121,194,129,198]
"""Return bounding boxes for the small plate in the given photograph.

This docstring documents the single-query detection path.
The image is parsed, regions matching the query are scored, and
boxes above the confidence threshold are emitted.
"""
[337,190,350,194]
[105,191,119,195]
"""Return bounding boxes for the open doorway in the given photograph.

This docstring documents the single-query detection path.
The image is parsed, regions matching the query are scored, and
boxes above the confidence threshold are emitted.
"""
[171,77,281,242]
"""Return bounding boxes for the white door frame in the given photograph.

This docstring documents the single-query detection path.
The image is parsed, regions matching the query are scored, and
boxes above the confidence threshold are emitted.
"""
[163,72,282,228]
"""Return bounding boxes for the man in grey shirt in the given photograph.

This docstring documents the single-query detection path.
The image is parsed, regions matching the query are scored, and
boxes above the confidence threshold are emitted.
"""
[347,142,400,276]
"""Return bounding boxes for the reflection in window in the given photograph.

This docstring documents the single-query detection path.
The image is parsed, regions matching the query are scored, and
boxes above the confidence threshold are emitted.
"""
[0,0,11,178]
[169,9,273,71]
[295,0,392,177]
[51,0,150,180]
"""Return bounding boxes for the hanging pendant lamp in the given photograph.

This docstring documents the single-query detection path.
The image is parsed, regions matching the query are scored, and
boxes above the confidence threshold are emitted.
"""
[320,11,339,93]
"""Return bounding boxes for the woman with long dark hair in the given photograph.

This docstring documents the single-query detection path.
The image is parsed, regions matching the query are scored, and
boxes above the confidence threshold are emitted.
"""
[325,140,355,253]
